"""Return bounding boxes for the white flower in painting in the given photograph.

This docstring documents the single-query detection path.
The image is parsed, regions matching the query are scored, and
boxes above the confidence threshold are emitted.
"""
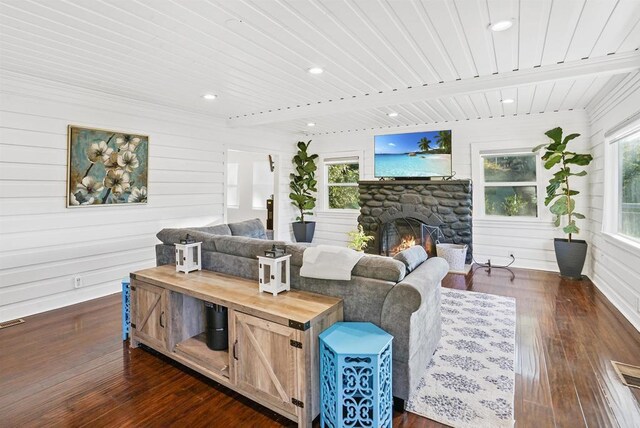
[128,186,147,203]
[104,169,130,195]
[70,190,95,206]
[75,176,104,198]
[69,192,79,206]
[116,135,141,152]
[103,152,119,171]
[117,150,139,172]
[87,141,113,163]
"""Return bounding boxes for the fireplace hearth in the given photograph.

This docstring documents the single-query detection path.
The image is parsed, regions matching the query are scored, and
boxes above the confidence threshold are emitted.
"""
[358,180,473,264]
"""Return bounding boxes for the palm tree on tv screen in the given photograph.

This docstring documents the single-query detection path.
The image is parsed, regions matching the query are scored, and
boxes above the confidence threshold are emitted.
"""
[418,137,431,153]
[436,131,451,153]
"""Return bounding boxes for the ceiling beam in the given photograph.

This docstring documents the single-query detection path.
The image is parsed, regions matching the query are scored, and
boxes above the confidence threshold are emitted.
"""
[226,52,640,127]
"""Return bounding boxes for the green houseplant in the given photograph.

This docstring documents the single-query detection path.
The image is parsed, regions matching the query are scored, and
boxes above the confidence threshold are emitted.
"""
[533,127,593,279]
[289,140,318,242]
[347,225,374,252]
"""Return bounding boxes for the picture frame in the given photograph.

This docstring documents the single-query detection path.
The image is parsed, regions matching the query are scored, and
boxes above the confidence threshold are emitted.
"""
[66,125,149,208]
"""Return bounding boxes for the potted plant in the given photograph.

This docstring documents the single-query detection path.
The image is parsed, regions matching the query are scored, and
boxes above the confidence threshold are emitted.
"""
[289,140,318,242]
[533,127,593,279]
[347,225,374,252]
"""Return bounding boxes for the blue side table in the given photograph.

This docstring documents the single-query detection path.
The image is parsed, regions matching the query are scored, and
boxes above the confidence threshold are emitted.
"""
[319,322,393,428]
[122,278,130,340]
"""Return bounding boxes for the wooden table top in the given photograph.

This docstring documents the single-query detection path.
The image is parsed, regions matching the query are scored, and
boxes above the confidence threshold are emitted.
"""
[131,265,343,325]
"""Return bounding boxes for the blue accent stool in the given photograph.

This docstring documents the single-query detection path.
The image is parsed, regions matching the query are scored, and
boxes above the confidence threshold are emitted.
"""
[319,322,393,428]
[121,278,130,340]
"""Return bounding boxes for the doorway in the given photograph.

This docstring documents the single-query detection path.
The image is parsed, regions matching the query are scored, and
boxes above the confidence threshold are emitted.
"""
[226,150,276,237]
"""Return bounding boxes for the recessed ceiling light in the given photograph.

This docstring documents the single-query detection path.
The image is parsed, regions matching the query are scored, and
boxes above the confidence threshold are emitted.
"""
[387,112,399,117]
[501,98,515,104]
[308,67,324,75]
[202,94,217,100]
[307,122,316,127]
[489,20,513,32]
[224,18,244,27]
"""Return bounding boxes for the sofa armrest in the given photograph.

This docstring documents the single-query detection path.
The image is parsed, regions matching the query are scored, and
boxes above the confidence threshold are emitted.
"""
[380,257,449,361]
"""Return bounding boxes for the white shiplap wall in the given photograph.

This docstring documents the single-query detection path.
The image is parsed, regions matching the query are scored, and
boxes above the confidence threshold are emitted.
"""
[309,110,591,272]
[587,74,640,331]
[0,73,293,322]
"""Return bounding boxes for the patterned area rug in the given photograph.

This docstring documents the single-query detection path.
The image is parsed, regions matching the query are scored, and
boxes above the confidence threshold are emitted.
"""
[407,288,516,428]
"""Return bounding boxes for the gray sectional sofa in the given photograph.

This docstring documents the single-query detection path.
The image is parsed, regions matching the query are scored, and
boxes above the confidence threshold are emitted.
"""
[155,218,448,406]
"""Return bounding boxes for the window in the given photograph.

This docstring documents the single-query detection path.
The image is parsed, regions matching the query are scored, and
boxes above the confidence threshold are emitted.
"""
[226,162,239,208]
[611,127,640,241]
[481,153,538,217]
[324,156,360,210]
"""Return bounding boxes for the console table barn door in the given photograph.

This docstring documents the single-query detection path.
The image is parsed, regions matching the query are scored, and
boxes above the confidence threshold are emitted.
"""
[232,311,299,415]
[129,265,343,428]
[130,282,167,351]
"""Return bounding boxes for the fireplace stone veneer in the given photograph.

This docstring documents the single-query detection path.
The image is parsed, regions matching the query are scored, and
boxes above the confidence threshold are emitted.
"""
[358,180,473,264]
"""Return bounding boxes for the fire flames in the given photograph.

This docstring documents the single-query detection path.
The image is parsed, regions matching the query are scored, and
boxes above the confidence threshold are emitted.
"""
[391,235,416,255]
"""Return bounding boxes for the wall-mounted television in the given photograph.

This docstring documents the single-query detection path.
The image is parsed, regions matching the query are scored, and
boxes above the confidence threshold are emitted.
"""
[374,130,452,178]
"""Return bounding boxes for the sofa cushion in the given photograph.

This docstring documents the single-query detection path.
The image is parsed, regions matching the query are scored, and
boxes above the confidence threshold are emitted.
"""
[288,245,405,283]
[352,255,406,282]
[394,245,428,273]
[157,228,189,245]
[228,218,267,239]
[213,235,287,259]
[190,224,232,236]
[156,228,217,251]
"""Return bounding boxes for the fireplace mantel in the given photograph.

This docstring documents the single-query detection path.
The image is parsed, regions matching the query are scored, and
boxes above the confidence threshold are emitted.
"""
[358,179,471,186]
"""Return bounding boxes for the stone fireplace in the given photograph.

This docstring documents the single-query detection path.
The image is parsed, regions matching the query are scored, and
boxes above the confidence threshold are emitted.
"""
[358,180,473,264]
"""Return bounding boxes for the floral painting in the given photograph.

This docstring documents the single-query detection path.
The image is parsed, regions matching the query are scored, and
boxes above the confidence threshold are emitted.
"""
[67,125,148,207]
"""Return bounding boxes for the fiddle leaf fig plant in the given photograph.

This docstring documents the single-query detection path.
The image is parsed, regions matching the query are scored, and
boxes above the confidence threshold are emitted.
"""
[533,127,593,242]
[289,140,318,223]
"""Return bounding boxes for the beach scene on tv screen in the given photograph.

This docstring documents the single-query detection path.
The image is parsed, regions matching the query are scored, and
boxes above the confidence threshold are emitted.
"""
[374,130,452,177]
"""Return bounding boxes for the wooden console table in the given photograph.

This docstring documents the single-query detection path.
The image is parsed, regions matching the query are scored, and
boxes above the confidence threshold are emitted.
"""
[129,265,343,427]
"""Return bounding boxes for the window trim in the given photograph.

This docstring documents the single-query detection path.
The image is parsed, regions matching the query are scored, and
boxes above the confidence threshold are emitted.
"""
[472,142,547,222]
[603,116,640,248]
[320,151,363,214]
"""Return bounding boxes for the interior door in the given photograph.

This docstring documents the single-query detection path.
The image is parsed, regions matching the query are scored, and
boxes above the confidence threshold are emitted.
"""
[233,311,299,415]
[131,281,167,350]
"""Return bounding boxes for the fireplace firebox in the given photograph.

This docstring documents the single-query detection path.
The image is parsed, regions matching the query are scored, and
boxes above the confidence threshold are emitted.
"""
[380,218,444,257]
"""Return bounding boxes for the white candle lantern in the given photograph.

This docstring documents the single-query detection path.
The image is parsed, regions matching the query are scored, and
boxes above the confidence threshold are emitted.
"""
[257,254,291,296]
[175,242,202,274]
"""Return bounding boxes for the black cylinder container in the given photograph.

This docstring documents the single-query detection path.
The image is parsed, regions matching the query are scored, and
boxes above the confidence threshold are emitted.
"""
[205,302,228,350]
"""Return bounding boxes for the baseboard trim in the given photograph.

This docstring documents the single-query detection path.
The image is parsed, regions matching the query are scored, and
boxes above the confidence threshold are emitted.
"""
[592,273,640,333]
[0,281,122,323]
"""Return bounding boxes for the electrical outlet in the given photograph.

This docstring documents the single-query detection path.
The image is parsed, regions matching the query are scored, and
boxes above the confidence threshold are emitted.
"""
[73,275,82,289]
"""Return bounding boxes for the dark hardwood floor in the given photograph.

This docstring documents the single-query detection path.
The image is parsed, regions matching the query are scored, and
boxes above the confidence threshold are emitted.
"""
[1,267,639,427]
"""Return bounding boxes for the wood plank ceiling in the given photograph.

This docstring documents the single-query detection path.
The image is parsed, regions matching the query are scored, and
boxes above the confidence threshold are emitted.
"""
[0,0,638,134]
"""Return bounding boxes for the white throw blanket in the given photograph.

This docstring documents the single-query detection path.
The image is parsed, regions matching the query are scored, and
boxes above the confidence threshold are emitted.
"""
[300,245,365,281]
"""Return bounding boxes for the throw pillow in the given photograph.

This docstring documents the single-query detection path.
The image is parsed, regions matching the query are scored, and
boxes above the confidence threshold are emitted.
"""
[393,245,428,273]
[228,218,268,239]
